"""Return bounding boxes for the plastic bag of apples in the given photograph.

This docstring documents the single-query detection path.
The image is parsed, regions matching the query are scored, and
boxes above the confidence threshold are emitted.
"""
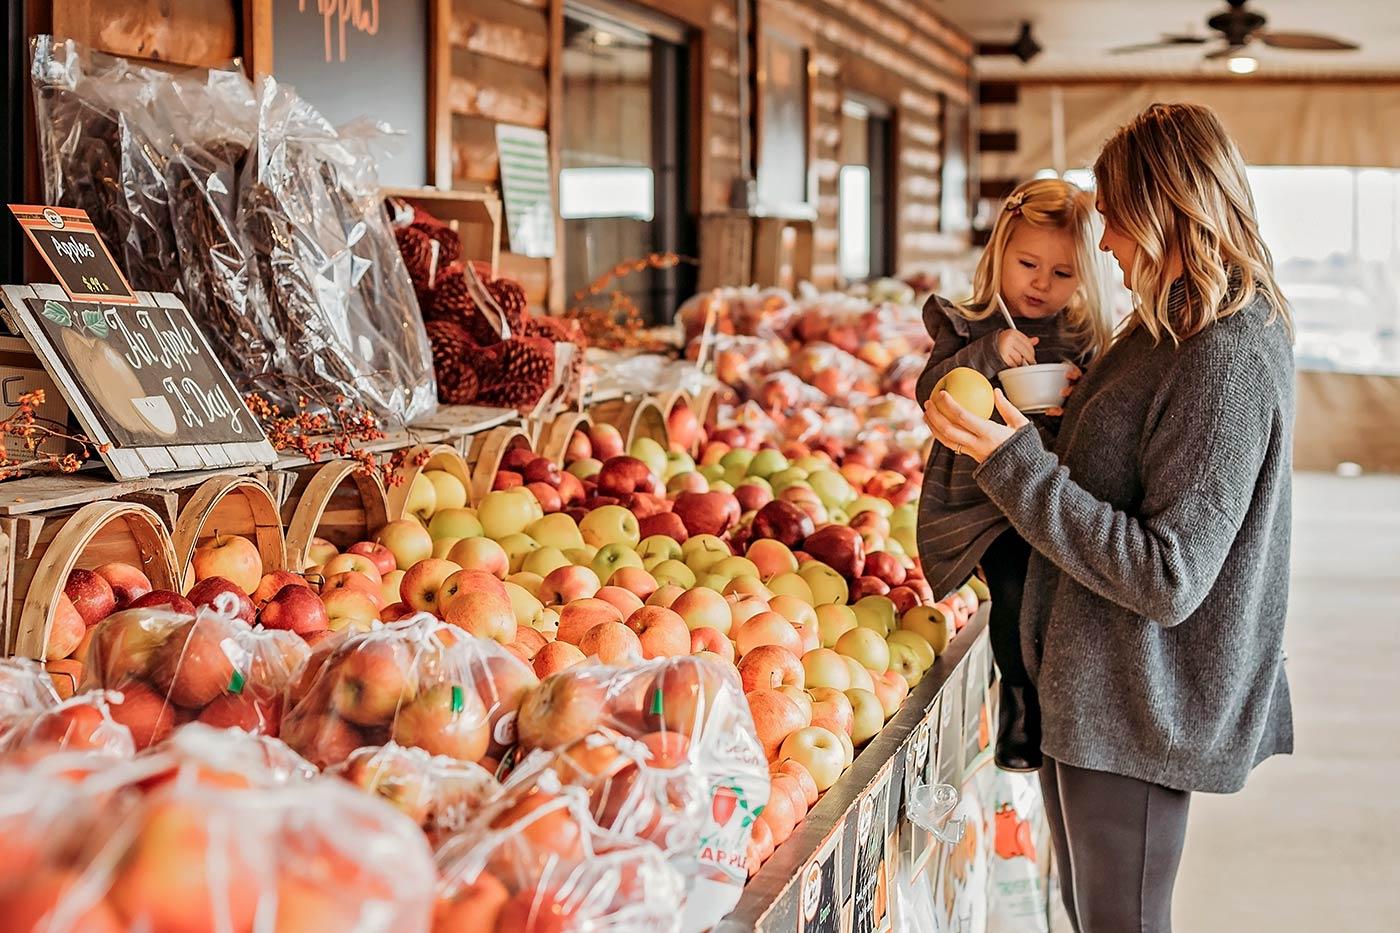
[507,656,770,932]
[280,613,537,771]
[0,659,136,761]
[432,778,686,932]
[329,741,501,846]
[79,595,311,748]
[0,727,437,932]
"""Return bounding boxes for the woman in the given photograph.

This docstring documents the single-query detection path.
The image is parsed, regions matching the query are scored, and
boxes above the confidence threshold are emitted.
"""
[924,102,1294,932]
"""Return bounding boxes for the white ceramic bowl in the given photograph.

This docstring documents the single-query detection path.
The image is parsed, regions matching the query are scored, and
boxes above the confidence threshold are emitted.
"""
[998,363,1072,413]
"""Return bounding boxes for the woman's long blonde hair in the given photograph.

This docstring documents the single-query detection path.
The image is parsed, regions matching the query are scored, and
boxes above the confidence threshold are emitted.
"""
[1093,102,1290,343]
[959,178,1115,362]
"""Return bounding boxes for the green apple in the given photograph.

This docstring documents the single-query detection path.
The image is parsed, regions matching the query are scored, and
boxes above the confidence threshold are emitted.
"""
[849,495,894,519]
[527,513,585,552]
[712,555,760,581]
[591,542,644,583]
[579,504,640,547]
[887,642,923,688]
[567,457,603,479]
[498,533,541,574]
[887,630,936,671]
[522,546,571,579]
[901,604,953,654]
[852,595,898,636]
[799,561,849,606]
[666,472,709,496]
[638,534,684,568]
[767,571,814,604]
[794,455,830,474]
[807,470,855,510]
[478,489,542,540]
[663,449,696,481]
[828,507,850,526]
[423,469,468,512]
[722,464,748,487]
[890,504,917,532]
[816,603,858,648]
[746,448,789,479]
[709,480,734,494]
[768,470,810,496]
[629,437,668,480]
[682,534,731,570]
[883,536,906,558]
[699,463,726,483]
[427,507,483,541]
[695,572,730,592]
[892,526,917,557]
[835,627,890,673]
[651,559,697,589]
[719,448,756,473]
[846,688,885,744]
[564,546,597,566]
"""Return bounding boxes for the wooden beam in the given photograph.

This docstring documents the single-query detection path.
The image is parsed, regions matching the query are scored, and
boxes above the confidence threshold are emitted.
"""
[451,0,548,68]
[977,81,1019,105]
[428,0,453,188]
[977,130,1017,153]
[978,178,1019,200]
[52,0,237,67]
[546,0,564,314]
[451,49,548,126]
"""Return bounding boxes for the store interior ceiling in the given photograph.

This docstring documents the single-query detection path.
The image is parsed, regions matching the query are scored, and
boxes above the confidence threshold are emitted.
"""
[945,0,1400,79]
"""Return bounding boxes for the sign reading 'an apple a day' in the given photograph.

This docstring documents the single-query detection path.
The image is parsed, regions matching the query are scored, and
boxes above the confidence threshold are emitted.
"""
[9,205,137,304]
[0,285,274,479]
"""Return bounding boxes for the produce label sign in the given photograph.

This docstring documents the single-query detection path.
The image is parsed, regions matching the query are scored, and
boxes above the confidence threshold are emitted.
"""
[851,759,896,933]
[496,124,556,259]
[798,826,844,933]
[9,205,136,304]
[0,284,275,479]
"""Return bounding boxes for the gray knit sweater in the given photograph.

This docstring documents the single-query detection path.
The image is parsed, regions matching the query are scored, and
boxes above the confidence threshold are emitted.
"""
[973,285,1295,794]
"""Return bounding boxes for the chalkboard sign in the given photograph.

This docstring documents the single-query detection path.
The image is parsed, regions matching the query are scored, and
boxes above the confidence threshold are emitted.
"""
[9,206,136,304]
[269,0,430,188]
[0,284,276,480]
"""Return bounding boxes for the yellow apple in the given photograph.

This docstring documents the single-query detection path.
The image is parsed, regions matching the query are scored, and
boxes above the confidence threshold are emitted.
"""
[427,508,482,541]
[835,627,890,673]
[404,473,437,521]
[521,547,570,579]
[375,519,434,570]
[423,469,468,512]
[767,571,814,605]
[845,688,884,744]
[504,581,547,628]
[506,571,544,598]
[637,534,684,568]
[579,505,640,548]
[497,533,541,574]
[886,630,936,671]
[887,642,923,688]
[527,514,585,553]
[477,489,542,540]
[780,726,846,791]
[681,534,730,572]
[852,596,898,637]
[900,604,953,654]
[651,559,697,589]
[590,542,644,583]
[816,604,858,648]
[799,561,849,606]
[802,648,852,690]
[431,537,461,559]
[932,366,995,419]
[843,658,876,693]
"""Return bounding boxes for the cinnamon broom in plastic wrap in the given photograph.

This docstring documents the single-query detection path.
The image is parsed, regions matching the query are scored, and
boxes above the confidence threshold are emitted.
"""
[0,735,437,931]
[499,656,771,932]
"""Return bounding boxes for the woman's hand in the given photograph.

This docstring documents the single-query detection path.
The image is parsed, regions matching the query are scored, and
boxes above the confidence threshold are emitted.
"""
[923,389,1029,463]
[1044,363,1083,418]
[996,330,1040,367]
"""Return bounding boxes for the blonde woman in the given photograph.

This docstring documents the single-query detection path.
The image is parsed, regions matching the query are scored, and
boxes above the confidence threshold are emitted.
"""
[915,178,1114,773]
[924,103,1294,932]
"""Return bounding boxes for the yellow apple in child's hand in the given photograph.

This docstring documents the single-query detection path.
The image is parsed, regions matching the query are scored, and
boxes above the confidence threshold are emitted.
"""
[932,367,995,419]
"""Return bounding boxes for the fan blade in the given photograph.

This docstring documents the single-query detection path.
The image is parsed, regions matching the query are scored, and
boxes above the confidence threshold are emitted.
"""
[1260,31,1359,51]
[1108,35,1208,55]
[1204,43,1249,60]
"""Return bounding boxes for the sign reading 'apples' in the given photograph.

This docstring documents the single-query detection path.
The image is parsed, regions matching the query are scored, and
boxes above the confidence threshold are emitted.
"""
[0,284,275,479]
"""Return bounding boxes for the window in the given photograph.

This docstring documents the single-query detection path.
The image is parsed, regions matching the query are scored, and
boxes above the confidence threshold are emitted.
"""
[560,3,694,323]
[755,20,812,215]
[838,96,894,282]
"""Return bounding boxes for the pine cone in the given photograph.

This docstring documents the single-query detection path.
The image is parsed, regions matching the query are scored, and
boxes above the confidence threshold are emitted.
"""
[485,276,529,335]
[475,336,555,410]
[410,209,463,267]
[427,320,480,404]
[395,226,436,294]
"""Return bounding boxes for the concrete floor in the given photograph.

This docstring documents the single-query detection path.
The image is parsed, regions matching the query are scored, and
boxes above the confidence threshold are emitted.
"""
[1173,472,1400,931]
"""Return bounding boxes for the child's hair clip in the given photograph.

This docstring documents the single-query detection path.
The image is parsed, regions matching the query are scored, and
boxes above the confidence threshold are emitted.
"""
[1004,192,1026,215]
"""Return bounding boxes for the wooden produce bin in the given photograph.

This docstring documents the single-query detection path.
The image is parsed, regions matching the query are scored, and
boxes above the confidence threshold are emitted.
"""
[657,389,704,455]
[5,502,180,693]
[172,476,288,593]
[386,444,474,521]
[281,461,391,572]
[465,426,536,503]
[538,411,593,467]
[590,395,669,451]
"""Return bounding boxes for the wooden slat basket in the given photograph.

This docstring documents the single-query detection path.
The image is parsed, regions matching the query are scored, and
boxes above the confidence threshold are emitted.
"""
[590,396,669,450]
[465,426,535,503]
[538,411,593,467]
[172,476,288,592]
[386,445,473,521]
[282,461,391,572]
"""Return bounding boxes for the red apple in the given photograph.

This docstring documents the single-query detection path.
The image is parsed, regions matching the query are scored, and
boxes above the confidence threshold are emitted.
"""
[597,456,660,498]
[752,501,815,549]
[522,457,563,488]
[672,490,741,538]
[588,424,626,461]
[637,511,689,544]
[533,641,587,678]
[555,597,624,645]
[492,471,522,491]
[668,404,700,451]
[517,673,607,750]
[45,595,85,659]
[735,611,804,656]
[526,482,562,514]
[399,558,462,615]
[851,575,891,599]
[539,566,602,608]
[347,541,397,577]
[502,447,537,472]
[94,562,152,609]
[625,491,671,520]
[191,534,263,594]
[564,429,592,463]
[734,482,773,513]
[556,471,586,506]
[149,617,240,708]
[862,552,906,587]
[444,591,517,644]
[330,640,413,727]
[63,569,116,626]
[186,577,255,624]
[689,626,735,663]
[738,645,804,692]
[391,682,490,761]
[625,605,690,658]
[803,525,866,580]
[746,688,807,761]
[887,585,921,615]
[252,570,311,606]
[578,620,643,665]
[258,584,330,636]
[129,590,196,615]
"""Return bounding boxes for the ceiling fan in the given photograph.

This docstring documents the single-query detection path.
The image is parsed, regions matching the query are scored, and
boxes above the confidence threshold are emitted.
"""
[1109,0,1359,60]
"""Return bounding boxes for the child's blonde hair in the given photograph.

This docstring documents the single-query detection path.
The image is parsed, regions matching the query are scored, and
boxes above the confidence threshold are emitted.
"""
[1093,102,1290,343]
[959,178,1115,362]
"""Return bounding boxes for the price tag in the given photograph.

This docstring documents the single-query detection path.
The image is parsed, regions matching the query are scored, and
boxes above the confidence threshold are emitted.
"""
[798,826,843,933]
[9,205,137,304]
[851,760,895,933]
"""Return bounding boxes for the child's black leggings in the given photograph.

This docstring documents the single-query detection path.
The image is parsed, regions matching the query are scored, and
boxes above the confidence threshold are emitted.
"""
[981,528,1032,687]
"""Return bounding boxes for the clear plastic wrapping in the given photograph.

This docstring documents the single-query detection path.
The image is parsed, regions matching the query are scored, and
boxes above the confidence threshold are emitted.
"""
[0,747,437,932]
[0,690,135,760]
[29,35,438,427]
[80,599,311,748]
[280,614,538,770]
[329,741,501,845]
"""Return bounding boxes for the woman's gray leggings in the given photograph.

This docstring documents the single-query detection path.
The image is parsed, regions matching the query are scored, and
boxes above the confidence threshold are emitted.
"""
[1040,756,1192,933]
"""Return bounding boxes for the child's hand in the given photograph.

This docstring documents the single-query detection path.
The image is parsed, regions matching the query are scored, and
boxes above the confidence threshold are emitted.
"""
[996,330,1039,367]
[1045,363,1083,417]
